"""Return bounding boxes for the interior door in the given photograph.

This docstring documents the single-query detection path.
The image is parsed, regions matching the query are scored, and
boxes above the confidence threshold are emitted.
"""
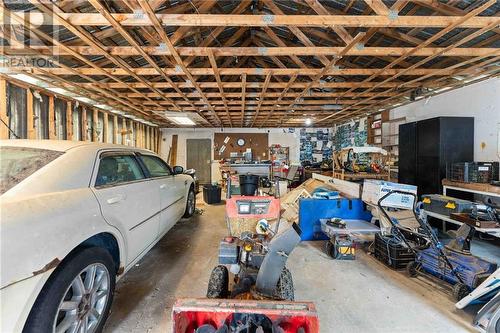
[187,139,211,184]
[92,152,160,262]
[139,154,184,234]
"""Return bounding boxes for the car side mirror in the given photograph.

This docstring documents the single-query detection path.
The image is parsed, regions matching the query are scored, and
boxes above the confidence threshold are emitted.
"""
[173,166,184,175]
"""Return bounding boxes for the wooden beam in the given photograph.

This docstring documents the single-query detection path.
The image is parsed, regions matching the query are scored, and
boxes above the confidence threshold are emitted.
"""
[103,112,108,143]
[240,73,246,127]
[66,100,72,140]
[92,108,98,142]
[84,81,424,89]
[5,12,496,28]
[364,0,389,15]
[82,107,87,141]
[26,88,35,139]
[113,115,118,144]
[0,79,7,139]
[139,0,220,126]
[48,95,56,139]
[250,72,272,127]
[207,49,232,127]
[6,45,494,57]
[5,66,481,77]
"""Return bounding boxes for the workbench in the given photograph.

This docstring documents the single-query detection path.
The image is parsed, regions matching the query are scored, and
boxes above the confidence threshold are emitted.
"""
[422,179,500,238]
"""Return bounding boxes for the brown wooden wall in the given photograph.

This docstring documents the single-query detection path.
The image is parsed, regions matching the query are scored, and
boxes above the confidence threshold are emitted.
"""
[214,132,269,160]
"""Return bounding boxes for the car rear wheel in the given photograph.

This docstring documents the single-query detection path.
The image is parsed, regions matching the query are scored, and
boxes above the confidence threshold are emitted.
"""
[24,247,115,333]
[183,188,196,218]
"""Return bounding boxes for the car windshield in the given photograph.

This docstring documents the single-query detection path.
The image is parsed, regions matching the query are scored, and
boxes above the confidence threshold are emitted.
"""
[0,147,63,194]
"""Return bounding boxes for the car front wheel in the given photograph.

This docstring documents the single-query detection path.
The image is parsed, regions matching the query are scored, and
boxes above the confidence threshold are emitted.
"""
[183,188,196,218]
[24,247,116,333]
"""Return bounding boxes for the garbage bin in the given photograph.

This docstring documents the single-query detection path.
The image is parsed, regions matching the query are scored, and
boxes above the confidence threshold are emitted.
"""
[203,185,222,204]
[239,174,259,196]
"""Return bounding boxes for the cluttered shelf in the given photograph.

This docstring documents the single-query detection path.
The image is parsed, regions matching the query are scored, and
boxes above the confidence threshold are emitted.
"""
[442,179,500,197]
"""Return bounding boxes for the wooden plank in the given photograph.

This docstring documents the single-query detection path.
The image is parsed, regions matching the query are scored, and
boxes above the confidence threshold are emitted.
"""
[4,12,496,28]
[103,112,108,143]
[312,173,362,198]
[6,66,482,76]
[113,115,118,144]
[26,88,35,139]
[81,107,87,141]
[122,117,127,145]
[92,108,98,142]
[0,79,9,139]
[170,134,178,166]
[66,100,72,140]
[48,95,56,139]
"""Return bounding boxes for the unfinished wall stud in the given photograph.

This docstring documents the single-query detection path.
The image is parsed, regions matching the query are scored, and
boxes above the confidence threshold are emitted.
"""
[66,101,73,140]
[27,88,35,139]
[0,80,9,140]
[48,95,56,139]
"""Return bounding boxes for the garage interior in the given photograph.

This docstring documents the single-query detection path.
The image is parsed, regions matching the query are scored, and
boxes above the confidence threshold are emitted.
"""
[1,0,500,332]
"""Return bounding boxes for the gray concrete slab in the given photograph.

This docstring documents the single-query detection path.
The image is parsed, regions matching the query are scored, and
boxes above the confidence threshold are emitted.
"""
[104,196,497,332]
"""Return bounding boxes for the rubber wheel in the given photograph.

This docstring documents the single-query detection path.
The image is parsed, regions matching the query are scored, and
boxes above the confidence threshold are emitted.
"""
[273,267,294,301]
[207,265,229,299]
[324,241,335,259]
[453,283,470,302]
[23,247,116,333]
[183,188,196,218]
[406,261,418,278]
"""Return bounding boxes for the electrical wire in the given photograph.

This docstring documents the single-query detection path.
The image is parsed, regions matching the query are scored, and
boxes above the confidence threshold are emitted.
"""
[0,118,20,139]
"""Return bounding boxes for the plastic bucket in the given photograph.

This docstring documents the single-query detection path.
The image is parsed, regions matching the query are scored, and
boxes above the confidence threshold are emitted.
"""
[203,185,222,204]
[239,174,259,196]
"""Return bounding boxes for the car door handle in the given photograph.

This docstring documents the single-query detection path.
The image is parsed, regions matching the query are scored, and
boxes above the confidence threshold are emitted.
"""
[184,180,188,186]
[107,194,125,204]
[160,184,167,189]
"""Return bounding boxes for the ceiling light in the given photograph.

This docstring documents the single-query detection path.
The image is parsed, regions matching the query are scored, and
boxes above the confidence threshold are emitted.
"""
[8,73,40,85]
[168,116,196,126]
[305,118,312,126]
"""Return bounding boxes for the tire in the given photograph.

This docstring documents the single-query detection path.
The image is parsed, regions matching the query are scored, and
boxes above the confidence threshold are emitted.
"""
[453,282,470,302]
[406,261,418,278]
[183,187,196,218]
[324,241,335,259]
[207,265,229,299]
[24,247,116,333]
[273,267,294,301]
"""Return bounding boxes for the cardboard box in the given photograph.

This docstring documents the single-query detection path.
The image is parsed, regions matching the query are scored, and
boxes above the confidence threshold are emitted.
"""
[362,180,417,210]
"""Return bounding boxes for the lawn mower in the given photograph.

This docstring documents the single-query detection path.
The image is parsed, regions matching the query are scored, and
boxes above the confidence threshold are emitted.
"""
[171,175,318,333]
[377,190,497,301]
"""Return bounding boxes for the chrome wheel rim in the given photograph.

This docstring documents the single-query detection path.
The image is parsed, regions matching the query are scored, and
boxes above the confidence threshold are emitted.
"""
[188,191,195,215]
[53,263,110,333]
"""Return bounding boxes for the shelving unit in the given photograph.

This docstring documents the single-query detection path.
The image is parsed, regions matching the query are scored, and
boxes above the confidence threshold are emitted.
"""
[269,145,290,179]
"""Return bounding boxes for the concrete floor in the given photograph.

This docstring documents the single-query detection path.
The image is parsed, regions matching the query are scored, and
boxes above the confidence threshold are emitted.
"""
[104,194,498,332]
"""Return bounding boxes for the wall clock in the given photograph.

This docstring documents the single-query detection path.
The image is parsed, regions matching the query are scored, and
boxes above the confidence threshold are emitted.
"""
[237,138,246,146]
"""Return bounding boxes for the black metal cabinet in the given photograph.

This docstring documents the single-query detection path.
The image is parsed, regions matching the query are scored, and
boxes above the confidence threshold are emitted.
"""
[399,117,474,196]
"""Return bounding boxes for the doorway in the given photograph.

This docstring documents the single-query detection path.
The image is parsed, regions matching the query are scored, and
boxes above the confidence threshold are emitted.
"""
[186,139,212,184]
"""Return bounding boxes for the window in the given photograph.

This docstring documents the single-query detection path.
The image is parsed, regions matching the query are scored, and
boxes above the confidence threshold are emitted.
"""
[140,155,171,177]
[0,147,63,194]
[95,154,145,187]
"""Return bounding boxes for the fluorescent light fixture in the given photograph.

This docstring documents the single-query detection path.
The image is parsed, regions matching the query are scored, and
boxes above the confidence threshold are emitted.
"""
[321,104,343,110]
[305,118,312,126]
[169,116,196,126]
[8,73,40,85]
[47,87,70,95]
[74,96,95,104]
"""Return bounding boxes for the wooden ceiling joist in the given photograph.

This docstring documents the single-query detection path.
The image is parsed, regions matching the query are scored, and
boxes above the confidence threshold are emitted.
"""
[0,0,497,127]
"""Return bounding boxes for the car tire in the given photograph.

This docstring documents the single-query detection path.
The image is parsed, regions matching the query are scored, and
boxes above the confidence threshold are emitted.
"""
[23,247,116,333]
[183,187,196,218]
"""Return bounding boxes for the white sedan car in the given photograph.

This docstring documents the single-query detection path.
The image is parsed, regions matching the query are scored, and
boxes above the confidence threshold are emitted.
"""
[0,140,196,333]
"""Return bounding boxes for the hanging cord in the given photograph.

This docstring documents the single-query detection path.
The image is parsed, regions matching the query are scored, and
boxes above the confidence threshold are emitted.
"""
[0,118,20,139]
